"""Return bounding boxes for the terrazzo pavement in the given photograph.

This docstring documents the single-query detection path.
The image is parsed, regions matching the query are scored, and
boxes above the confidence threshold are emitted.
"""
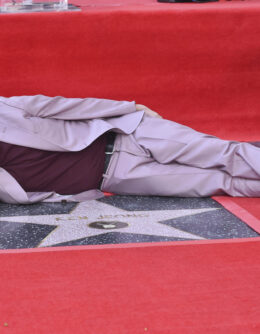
[0,195,259,249]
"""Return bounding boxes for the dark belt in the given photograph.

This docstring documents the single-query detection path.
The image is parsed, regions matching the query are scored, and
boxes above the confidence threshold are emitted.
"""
[100,132,116,188]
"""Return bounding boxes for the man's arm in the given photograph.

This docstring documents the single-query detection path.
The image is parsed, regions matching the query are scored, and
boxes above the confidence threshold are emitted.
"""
[0,95,137,120]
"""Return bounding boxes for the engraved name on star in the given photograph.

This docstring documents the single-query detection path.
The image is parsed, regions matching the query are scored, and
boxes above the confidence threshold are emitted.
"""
[0,200,219,247]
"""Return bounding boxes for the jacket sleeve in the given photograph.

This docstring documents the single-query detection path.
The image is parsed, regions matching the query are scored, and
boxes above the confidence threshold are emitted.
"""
[0,95,137,120]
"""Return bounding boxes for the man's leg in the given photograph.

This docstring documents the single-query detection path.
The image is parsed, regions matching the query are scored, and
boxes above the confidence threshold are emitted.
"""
[101,135,260,197]
[133,115,260,180]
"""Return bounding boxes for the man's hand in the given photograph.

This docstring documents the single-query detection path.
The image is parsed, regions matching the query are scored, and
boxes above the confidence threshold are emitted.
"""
[136,104,162,119]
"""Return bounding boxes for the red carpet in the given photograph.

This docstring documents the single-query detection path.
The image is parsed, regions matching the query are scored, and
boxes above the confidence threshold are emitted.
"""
[0,239,260,333]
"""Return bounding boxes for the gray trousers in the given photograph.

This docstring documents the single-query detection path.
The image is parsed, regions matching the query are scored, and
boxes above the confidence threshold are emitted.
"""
[101,115,260,197]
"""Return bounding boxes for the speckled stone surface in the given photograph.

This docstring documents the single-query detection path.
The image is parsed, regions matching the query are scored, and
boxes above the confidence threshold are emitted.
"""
[162,209,258,240]
[54,232,189,247]
[98,196,220,210]
[0,196,258,249]
[0,221,55,249]
[0,202,77,217]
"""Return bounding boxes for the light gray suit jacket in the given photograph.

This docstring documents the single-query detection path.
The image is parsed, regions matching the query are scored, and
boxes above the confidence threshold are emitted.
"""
[0,95,144,204]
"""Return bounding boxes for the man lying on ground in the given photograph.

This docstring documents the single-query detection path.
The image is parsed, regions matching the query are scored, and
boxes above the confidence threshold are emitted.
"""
[0,95,259,204]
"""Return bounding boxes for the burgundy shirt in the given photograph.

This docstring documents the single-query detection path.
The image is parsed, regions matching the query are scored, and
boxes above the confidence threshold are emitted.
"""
[0,134,107,195]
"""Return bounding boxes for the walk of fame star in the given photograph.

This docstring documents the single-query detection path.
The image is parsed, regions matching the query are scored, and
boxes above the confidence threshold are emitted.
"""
[0,200,219,247]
